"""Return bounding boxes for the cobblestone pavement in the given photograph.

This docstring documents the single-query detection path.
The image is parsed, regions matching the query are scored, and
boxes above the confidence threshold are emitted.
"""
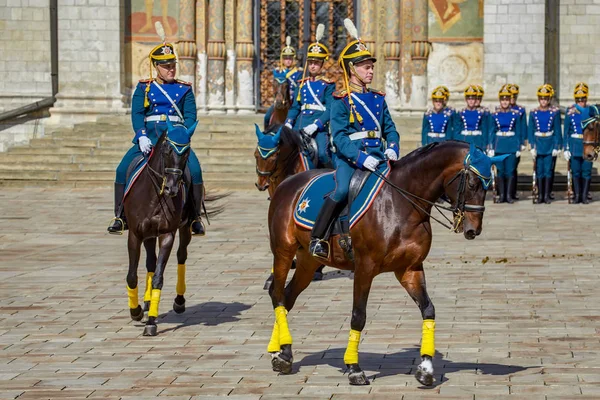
[1,188,600,399]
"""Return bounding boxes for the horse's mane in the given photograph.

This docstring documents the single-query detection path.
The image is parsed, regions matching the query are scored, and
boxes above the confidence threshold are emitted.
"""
[265,124,304,152]
[392,140,469,169]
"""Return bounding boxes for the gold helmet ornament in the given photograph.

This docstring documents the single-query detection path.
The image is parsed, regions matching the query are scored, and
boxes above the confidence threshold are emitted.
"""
[280,36,296,69]
[476,84,484,98]
[338,18,377,123]
[508,83,519,96]
[439,85,450,101]
[537,83,554,98]
[574,85,589,99]
[431,87,446,100]
[464,84,478,97]
[498,84,512,98]
[297,24,330,101]
[145,21,177,107]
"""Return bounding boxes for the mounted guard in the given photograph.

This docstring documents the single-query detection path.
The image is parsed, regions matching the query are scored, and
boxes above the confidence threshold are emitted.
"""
[307,18,400,260]
[284,24,335,167]
[528,84,561,204]
[108,22,205,236]
[564,82,594,203]
[264,36,303,128]
[454,84,490,149]
[421,86,455,145]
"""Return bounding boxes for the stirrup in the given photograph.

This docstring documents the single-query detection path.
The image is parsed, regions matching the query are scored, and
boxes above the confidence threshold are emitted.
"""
[309,238,330,261]
[190,218,206,236]
[107,217,125,235]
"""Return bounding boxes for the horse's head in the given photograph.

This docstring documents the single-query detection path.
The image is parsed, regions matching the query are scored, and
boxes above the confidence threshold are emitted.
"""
[152,119,197,197]
[583,106,600,161]
[444,144,506,240]
[273,75,290,110]
[254,124,282,191]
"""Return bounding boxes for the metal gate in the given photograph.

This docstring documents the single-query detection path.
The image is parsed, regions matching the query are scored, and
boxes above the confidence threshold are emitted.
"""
[257,0,355,109]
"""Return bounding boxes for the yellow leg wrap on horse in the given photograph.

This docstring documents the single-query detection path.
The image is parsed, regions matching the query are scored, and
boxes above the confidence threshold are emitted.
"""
[143,272,154,302]
[126,285,139,309]
[420,319,436,357]
[176,264,186,296]
[274,306,292,345]
[343,329,361,365]
[148,289,162,318]
[267,319,280,353]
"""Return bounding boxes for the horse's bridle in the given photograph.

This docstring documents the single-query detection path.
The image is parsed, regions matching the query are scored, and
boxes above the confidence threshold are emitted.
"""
[255,146,279,178]
[582,117,600,158]
[147,141,185,196]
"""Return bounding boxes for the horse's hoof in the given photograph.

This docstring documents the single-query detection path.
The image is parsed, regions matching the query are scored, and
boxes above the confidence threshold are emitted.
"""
[312,271,323,281]
[143,324,158,336]
[130,305,143,321]
[173,299,186,314]
[263,274,274,290]
[271,352,293,374]
[348,370,370,385]
[415,360,434,386]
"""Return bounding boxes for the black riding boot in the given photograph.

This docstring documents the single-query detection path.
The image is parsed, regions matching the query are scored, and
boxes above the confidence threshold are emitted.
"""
[510,170,519,200]
[573,177,581,204]
[107,183,127,234]
[506,177,515,203]
[497,177,506,203]
[549,157,557,199]
[191,184,206,235]
[582,178,592,204]
[308,197,340,260]
[536,178,544,204]
[543,177,552,204]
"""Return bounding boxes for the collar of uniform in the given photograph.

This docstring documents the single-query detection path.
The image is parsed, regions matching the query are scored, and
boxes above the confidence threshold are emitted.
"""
[349,81,367,93]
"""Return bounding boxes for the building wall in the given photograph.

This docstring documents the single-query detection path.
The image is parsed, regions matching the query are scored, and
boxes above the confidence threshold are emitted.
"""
[559,1,600,104]
[483,1,545,109]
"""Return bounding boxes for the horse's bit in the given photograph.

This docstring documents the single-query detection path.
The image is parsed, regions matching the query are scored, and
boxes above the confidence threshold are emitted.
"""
[147,144,184,196]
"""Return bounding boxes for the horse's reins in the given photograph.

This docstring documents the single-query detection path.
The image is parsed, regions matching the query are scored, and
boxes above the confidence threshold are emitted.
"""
[371,165,484,232]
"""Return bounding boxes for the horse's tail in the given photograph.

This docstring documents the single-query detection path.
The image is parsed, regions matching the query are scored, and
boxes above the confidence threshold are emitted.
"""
[203,189,230,218]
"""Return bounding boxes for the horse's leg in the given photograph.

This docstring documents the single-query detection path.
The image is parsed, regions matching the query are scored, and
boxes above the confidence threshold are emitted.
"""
[173,226,192,314]
[280,250,321,311]
[142,238,157,322]
[125,233,144,321]
[395,266,436,387]
[343,260,375,386]
[144,232,176,336]
[267,247,296,374]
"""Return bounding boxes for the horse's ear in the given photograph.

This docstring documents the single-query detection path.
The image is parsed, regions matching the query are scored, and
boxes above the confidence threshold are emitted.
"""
[186,120,198,136]
[165,116,174,132]
[489,154,510,165]
[254,124,263,140]
[273,125,283,142]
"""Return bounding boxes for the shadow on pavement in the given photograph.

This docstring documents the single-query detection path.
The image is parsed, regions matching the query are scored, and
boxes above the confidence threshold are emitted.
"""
[152,301,253,332]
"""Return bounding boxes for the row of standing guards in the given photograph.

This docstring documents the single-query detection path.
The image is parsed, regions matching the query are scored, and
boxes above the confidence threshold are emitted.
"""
[421,83,594,204]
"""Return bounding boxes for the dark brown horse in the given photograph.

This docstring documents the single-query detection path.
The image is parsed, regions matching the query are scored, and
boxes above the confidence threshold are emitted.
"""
[265,78,291,129]
[123,121,200,336]
[583,116,600,162]
[265,141,489,386]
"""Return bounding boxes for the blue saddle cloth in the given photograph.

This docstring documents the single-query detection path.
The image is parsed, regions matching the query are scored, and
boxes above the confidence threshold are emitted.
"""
[293,162,391,230]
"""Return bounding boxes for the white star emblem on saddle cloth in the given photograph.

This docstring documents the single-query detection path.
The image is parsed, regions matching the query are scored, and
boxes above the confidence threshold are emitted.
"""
[297,198,310,213]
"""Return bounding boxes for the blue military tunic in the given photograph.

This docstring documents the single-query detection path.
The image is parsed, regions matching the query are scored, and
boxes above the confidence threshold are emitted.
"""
[454,108,489,149]
[564,104,593,179]
[489,109,522,177]
[512,104,527,147]
[264,67,304,128]
[116,79,202,185]
[329,88,400,202]
[286,76,335,166]
[421,107,454,145]
[527,107,562,179]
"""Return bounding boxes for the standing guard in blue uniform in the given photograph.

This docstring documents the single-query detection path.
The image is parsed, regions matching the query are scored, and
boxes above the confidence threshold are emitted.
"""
[421,86,454,145]
[284,24,335,167]
[108,24,205,235]
[508,84,527,201]
[564,83,593,204]
[264,36,304,128]
[528,84,561,204]
[308,19,400,260]
[488,84,524,204]
[454,85,489,149]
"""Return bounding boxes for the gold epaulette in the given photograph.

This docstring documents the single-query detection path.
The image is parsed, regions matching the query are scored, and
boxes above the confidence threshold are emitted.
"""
[176,79,192,86]
[317,76,334,84]
[568,106,579,115]
[139,78,153,83]
[333,90,348,99]
[369,88,385,96]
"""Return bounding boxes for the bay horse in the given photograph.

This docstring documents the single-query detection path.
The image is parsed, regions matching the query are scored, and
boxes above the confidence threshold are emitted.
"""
[123,120,203,336]
[265,141,495,386]
[265,76,291,130]
[583,110,600,162]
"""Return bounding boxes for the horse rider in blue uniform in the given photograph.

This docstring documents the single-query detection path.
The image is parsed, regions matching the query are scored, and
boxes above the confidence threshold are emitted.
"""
[454,84,489,149]
[564,82,594,204]
[284,24,335,167]
[308,19,400,260]
[264,36,303,129]
[488,84,524,204]
[528,84,561,204]
[507,84,527,201]
[421,86,454,146]
[108,33,205,235]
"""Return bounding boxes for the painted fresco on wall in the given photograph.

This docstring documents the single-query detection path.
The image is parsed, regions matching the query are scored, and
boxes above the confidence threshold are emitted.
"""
[125,0,180,93]
[428,0,483,42]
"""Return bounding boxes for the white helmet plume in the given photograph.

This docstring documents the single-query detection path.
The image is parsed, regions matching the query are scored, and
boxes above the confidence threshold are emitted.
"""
[316,24,325,43]
[155,21,166,43]
[343,18,359,40]
[286,36,291,47]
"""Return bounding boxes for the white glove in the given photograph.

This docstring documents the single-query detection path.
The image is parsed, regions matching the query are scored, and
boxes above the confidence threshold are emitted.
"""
[363,155,380,171]
[552,149,559,157]
[138,136,152,155]
[487,149,495,157]
[530,148,537,159]
[564,150,572,161]
[520,145,526,151]
[384,148,398,161]
[302,123,318,136]
[515,151,521,158]
[284,123,292,129]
